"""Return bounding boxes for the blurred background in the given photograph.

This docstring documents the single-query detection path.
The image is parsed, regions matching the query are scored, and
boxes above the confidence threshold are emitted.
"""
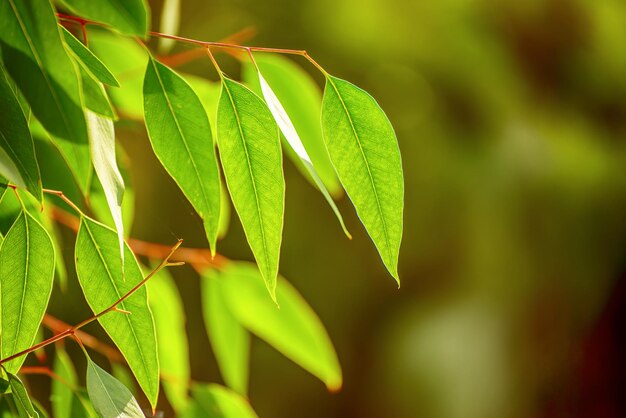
[46,0,626,417]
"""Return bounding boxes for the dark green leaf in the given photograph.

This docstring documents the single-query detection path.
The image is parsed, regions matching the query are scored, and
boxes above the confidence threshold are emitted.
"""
[217,78,284,301]
[0,66,42,201]
[0,210,55,373]
[75,216,159,408]
[79,66,116,119]
[7,372,37,418]
[322,76,404,282]
[60,0,150,37]
[61,26,119,87]
[143,58,221,252]
[86,359,144,418]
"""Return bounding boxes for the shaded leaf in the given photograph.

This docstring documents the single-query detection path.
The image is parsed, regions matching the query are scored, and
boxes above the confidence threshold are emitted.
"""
[182,384,257,418]
[86,359,144,418]
[0,211,55,373]
[75,217,159,408]
[216,262,342,391]
[61,26,119,87]
[79,66,116,119]
[61,0,149,37]
[143,58,221,252]
[0,0,91,193]
[146,267,190,412]
[7,372,37,418]
[0,66,42,201]
[51,347,76,418]
[201,271,250,395]
[216,78,284,301]
[322,76,404,281]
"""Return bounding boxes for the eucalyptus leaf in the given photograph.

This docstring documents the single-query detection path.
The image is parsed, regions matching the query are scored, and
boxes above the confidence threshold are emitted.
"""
[61,26,119,87]
[7,372,38,418]
[60,0,150,37]
[144,58,221,253]
[86,359,144,418]
[79,66,117,119]
[216,262,342,391]
[158,0,180,53]
[75,216,159,408]
[51,347,76,418]
[202,271,250,395]
[0,0,90,193]
[322,76,404,282]
[0,66,42,201]
[0,210,55,373]
[183,384,257,418]
[217,77,284,301]
[146,267,190,413]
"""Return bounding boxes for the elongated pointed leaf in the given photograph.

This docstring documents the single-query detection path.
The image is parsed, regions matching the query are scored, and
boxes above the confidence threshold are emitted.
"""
[0,0,90,194]
[158,0,180,53]
[217,78,284,300]
[7,372,37,418]
[143,58,221,252]
[251,67,350,238]
[75,217,159,408]
[184,384,258,418]
[201,271,250,395]
[322,76,404,282]
[61,0,149,37]
[0,211,55,373]
[146,268,190,413]
[52,347,76,418]
[216,262,342,391]
[0,67,42,201]
[86,359,144,418]
[87,111,125,266]
[79,66,116,119]
[242,55,341,194]
[61,27,119,87]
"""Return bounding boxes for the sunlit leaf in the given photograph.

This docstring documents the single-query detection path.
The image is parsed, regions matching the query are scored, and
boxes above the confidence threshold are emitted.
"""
[60,0,150,37]
[182,384,257,418]
[158,0,180,53]
[247,63,350,238]
[322,76,404,282]
[242,54,341,194]
[217,78,284,301]
[0,0,90,193]
[0,210,55,373]
[201,271,250,395]
[146,267,190,412]
[61,26,119,87]
[144,58,221,253]
[87,110,125,266]
[216,262,342,391]
[75,216,159,408]
[7,372,37,418]
[86,359,144,418]
[0,66,42,202]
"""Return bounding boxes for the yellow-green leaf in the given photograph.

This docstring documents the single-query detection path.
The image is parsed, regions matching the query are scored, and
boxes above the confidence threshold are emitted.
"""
[60,0,150,37]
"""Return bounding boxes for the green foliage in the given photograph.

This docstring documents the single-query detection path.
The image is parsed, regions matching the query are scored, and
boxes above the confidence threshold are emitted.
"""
[0,0,404,415]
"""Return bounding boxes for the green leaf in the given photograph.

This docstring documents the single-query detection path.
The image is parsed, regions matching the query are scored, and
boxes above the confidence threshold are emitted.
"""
[87,111,125,266]
[201,271,250,395]
[216,262,342,391]
[0,66,42,202]
[51,347,76,418]
[158,0,180,53]
[216,78,284,301]
[86,359,144,418]
[7,372,38,418]
[61,27,119,87]
[242,54,341,195]
[0,210,55,373]
[75,216,159,408]
[146,267,190,412]
[183,74,221,143]
[143,58,221,252]
[0,0,90,194]
[183,384,257,418]
[88,30,148,120]
[79,65,117,119]
[60,0,150,37]
[246,61,350,238]
[322,76,404,281]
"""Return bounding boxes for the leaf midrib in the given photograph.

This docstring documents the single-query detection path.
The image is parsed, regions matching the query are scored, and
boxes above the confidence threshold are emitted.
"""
[222,80,271,273]
[326,78,392,262]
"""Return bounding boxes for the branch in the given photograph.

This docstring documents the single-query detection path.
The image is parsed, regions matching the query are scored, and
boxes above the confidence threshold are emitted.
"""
[0,240,183,367]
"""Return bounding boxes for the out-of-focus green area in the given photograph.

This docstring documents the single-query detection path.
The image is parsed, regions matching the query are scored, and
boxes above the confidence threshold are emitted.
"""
[124,0,626,417]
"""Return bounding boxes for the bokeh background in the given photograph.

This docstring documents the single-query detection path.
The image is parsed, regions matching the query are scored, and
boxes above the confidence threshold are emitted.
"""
[37,0,626,417]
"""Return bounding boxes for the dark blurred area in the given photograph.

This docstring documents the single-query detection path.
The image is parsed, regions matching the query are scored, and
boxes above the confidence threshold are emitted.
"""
[117,0,626,417]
